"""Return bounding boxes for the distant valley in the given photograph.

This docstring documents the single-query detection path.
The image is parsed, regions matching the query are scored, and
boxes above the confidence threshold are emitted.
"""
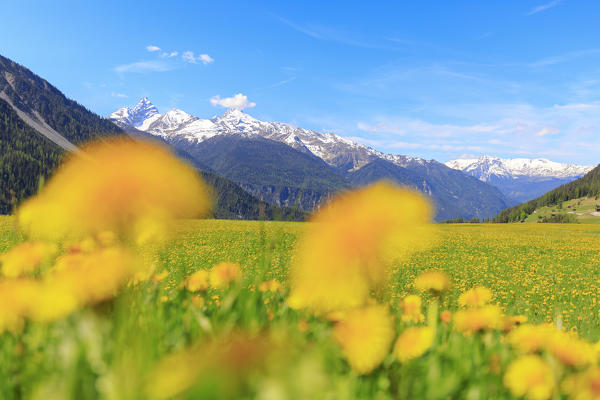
[446,156,594,203]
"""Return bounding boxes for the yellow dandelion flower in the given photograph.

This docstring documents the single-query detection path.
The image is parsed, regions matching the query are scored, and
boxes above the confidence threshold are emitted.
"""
[548,331,595,368]
[29,283,79,323]
[333,305,394,374]
[393,326,434,363]
[209,262,242,289]
[18,138,212,241]
[0,279,37,333]
[458,286,492,308]
[400,295,424,323]
[258,279,283,293]
[562,367,600,400]
[507,324,556,354]
[48,247,140,307]
[289,182,435,314]
[413,270,450,295]
[151,270,169,283]
[453,305,503,334]
[503,355,555,400]
[185,270,210,292]
[0,241,57,278]
[502,314,528,332]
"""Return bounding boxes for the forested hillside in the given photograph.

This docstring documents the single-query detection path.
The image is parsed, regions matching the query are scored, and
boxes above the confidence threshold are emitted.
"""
[494,163,600,222]
[0,98,63,212]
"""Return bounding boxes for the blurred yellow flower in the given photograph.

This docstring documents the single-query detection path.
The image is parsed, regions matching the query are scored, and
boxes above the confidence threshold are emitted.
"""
[0,241,57,278]
[0,279,37,333]
[147,334,271,399]
[333,305,394,374]
[549,331,595,368]
[453,305,503,334]
[507,324,556,354]
[152,270,169,283]
[209,262,242,289]
[502,314,528,332]
[503,355,555,400]
[393,326,434,363]
[186,270,209,292]
[400,295,424,323]
[18,138,212,241]
[413,270,450,295]
[458,286,492,308]
[562,367,600,400]
[29,283,79,323]
[49,247,139,307]
[289,182,435,314]
[258,279,283,293]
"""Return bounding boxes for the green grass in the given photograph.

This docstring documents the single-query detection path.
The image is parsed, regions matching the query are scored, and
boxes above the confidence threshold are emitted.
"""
[524,196,600,224]
[3,216,600,398]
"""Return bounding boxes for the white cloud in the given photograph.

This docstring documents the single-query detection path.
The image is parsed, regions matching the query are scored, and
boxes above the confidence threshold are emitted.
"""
[159,51,178,58]
[528,0,563,15]
[114,60,172,74]
[111,92,128,98]
[210,93,256,110]
[146,45,161,52]
[535,127,560,136]
[182,51,214,65]
[345,100,600,164]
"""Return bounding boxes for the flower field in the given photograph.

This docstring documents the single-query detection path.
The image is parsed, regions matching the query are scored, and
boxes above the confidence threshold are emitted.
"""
[3,218,600,399]
[3,139,600,399]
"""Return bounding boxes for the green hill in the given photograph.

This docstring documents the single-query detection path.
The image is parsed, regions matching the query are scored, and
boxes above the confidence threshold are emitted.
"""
[494,163,600,223]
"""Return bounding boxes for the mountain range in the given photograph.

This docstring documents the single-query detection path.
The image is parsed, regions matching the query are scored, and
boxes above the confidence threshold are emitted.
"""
[110,98,513,221]
[0,54,304,220]
[446,156,594,203]
[3,51,590,222]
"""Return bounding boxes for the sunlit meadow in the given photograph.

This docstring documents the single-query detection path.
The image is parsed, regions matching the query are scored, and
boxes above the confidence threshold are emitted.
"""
[2,139,600,399]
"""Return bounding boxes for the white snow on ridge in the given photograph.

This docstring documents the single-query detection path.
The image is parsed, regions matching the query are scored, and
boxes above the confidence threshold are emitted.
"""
[109,97,423,171]
[446,155,593,180]
[111,98,591,179]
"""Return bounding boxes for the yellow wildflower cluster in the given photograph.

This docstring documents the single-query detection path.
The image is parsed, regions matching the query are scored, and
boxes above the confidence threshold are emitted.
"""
[209,262,242,289]
[18,138,212,242]
[333,305,394,374]
[393,326,434,363]
[458,286,492,307]
[414,270,451,295]
[288,181,435,314]
[504,355,555,400]
[0,138,211,333]
[0,241,57,278]
[400,294,424,323]
[287,182,438,373]
[184,262,243,293]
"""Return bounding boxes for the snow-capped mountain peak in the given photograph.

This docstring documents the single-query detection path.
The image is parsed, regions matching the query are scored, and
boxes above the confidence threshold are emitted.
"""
[108,99,427,171]
[445,156,594,180]
[109,97,159,128]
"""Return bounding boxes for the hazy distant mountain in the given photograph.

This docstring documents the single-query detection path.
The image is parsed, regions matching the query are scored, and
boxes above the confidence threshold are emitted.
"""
[111,98,513,220]
[446,156,594,203]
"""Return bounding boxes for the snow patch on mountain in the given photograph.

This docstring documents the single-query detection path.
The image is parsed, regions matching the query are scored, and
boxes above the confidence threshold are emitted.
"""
[446,156,593,181]
[109,97,159,128]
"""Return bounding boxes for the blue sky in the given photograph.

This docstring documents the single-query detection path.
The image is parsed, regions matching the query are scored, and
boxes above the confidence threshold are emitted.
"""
[2,0,600,164]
